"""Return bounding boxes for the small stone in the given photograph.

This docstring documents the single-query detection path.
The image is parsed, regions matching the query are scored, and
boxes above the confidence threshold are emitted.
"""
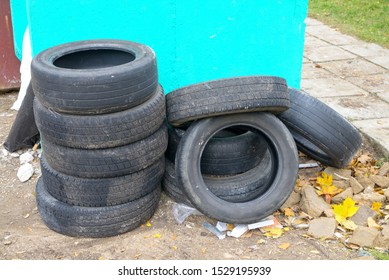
[353,193,386,205]
[369,175,389,188]
[348,226,380,248]
[332,180,350,190]
[323,208,335,217]
[375,225,389,249]
[384,188,389,201]
[323,167,352,180]
[378,162,389,176]
[10,152,19,158]
[3,240,12,246]
[331,188,353,204]
[17,163,34,182]
[280,191,301,210]
[356,175,375,190]
[308,217,337,238]
[19,152,34,165]
[299,185,332,218]
[349,177,364,194]
[349,205,379,227]
[2,148,9,157]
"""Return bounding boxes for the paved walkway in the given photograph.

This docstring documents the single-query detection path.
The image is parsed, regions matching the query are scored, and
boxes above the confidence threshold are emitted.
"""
[302,18,389,157]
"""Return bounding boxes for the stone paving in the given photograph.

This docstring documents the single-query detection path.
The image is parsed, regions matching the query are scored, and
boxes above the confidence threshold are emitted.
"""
[302,18,389,157]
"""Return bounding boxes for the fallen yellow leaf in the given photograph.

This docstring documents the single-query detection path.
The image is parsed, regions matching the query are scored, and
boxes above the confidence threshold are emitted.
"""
[371,202,382,213]
[332,197,359,225]
[98,256,105,260]
[263,228,283,239]
[278,243,290,250]
[226,224,234,231]
[284,208,295,217]
[316,172,342,203]
[146,220,152,227]
[153,233,161,238]
[172,245,177,251]
[341,220,358,231]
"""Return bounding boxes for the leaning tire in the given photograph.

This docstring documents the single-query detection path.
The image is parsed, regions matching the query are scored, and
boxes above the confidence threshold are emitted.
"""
[278,88,362,168]
[34,85,165,149]
[36,177,161,238]
[163,153,272,204]
[166,125,267,175]
[41,155,165,207]
[166,76,289,126]
[176,113,299,224]
[31,39,158,115]
[42,123,168,178]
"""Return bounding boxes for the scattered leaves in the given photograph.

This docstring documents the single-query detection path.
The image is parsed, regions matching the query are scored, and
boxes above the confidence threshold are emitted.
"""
[332,197,359,229]
[146,220,152,227]
[278,243,290,250]
[316,172,343,203]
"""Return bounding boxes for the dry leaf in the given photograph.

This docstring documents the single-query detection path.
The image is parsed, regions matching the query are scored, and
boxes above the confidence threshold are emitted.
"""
[146,221,151,227]
[172,245,177,251]
[153,233,161,238]
[98,256,105,260]
[367,217,381,229]
[316,172,342,203]
[371,202,382,213]
[357,154,373,165]
[342,220,358,231]
[226,224,235,231]
[332,197,359,225]
[263,228,283,238]
[201,248,206,254]
[278,243,290,250]
[283,208,295,217]
[257,239,267,244]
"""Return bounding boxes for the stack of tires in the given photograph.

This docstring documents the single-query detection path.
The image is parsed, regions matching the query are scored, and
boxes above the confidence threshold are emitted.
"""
[32,40,168,238]
[164,76,361,224]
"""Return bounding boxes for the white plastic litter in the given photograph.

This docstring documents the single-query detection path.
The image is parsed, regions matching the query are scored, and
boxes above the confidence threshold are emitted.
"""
[227,224,249,238]
[216,221,228,232]
[299,162,319,169]
[247,217,275,230]
[17,163,34,182]
[11,28,32,111]
[203,221,226,239]
[172,203,203,224]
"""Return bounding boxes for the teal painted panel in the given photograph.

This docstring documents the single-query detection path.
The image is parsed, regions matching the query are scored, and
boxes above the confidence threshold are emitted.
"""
[10,0,28,59]
[14,0,308,92]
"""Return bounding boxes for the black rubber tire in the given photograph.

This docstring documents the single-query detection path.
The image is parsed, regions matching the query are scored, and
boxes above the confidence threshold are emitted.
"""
[166,125,267,175]
[31,39,158,115]
[176,113,299,224]
[41,155,164,207]
[163,152,272,205]
[34,85,165,149]
[166,76,289,126]
[36,177,161,238]
[42,123,168,178]
[278,88,362,168]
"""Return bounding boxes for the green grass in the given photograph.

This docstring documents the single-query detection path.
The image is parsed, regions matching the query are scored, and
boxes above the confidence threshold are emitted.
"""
[370,249,389,260]
[308,0,389,48]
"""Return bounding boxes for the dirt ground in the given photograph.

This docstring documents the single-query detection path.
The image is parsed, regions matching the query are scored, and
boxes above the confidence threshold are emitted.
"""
[0,91,374,260]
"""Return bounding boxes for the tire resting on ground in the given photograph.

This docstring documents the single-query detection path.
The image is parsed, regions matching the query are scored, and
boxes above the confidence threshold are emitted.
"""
[34,85,166,149]
[166,126,268,175]
[41,155,165,207]
[176,113,299,224]
[278,88,362,168]
[31,40,158,115]
[36,177,161,238]
[42,123,168,178]
[163,153,272,205]
[166,76,290,126]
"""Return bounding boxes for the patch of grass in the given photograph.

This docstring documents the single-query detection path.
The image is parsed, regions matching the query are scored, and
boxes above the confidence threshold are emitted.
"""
[308,0,389,48]
[370,249,389,260]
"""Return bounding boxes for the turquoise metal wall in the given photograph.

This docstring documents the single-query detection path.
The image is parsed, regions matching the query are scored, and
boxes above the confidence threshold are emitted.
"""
[10,0,308,92]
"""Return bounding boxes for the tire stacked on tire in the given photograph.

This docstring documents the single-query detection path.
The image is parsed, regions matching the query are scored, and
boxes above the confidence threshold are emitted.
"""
[32,40,167,238]
[164,76,300,224]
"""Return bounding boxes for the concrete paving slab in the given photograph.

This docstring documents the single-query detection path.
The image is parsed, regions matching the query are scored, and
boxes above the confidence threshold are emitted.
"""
[366,56,389,70]
[302,56,310,63]
[319,59,386,77]
[305,24,339,37]
[346,73,389,94]
[352,118,389,157]
[317,95,389,121]
[304,45,356,62]
[301,77,368,98]
[302,63,333,79]
[305,17,323,26]
[304,35,332,48]
[319,33,362,46]
[341,43,388,57]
